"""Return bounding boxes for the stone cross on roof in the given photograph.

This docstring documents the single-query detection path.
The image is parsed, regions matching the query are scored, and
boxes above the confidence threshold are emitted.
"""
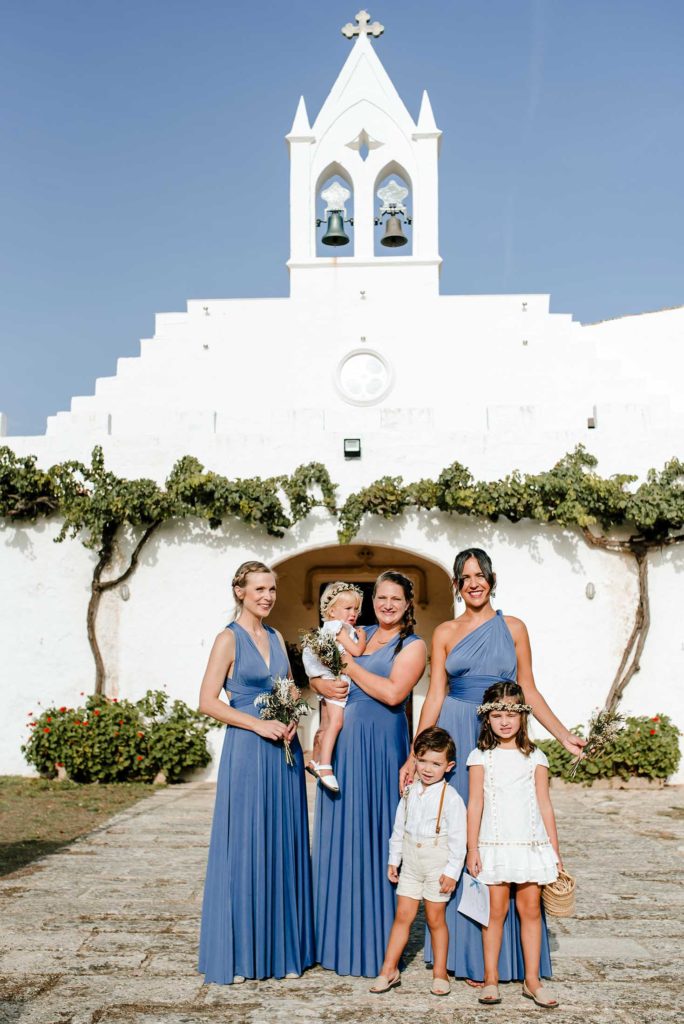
[341,10,384,40]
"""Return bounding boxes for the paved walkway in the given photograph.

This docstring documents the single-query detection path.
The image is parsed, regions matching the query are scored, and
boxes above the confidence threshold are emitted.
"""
[0,780,682,1024]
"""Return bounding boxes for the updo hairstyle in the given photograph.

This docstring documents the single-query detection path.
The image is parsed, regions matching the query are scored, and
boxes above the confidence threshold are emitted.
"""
[231,560,275,620]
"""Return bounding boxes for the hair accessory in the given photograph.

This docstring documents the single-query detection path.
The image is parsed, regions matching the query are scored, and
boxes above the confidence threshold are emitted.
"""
[477,700,533,715]
[320,582,363,616]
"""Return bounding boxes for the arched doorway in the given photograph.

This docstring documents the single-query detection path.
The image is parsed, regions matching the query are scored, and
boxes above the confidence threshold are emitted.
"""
[270,543,454,752]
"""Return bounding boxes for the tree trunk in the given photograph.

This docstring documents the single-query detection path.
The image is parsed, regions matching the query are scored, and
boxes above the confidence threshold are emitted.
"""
[603,548,650,713]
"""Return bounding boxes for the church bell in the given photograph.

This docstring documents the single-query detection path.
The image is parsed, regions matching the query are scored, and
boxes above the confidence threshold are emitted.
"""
[321,211,350,246]
[380,214,408,248]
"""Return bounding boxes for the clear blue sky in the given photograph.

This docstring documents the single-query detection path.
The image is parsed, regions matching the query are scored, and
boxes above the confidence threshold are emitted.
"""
[1,1,682,436]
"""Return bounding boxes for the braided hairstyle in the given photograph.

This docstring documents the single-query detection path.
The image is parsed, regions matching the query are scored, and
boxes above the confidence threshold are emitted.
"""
[373,570,416,656]
[231,560,275,620]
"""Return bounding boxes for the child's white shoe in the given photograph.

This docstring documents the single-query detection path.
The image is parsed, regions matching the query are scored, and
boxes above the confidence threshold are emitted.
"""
[317,765,340,792]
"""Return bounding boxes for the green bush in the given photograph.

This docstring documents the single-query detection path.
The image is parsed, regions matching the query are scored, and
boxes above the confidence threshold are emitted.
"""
[537,714,681,784]
[22,689,219,783]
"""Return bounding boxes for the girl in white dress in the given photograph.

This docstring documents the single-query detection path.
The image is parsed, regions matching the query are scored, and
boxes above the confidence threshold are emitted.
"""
[466,681,561,1009]
[302,582,366,793]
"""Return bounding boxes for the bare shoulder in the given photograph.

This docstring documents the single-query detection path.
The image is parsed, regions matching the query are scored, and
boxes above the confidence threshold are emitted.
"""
[213,627,235,650]
[503,615,528,638]
[433,619,458,644]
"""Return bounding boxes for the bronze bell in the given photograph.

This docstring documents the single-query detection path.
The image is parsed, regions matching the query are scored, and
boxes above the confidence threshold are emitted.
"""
[380,214,408,247]
[321,211,350,246]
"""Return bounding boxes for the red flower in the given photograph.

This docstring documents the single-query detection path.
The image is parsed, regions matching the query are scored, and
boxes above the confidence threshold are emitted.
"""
[43,727,50,733]
[55,762,63,767]
[650,729,657,735]
[137,732,144,738]
[27,711,33,716]
[74,720,81,725]
[652,716,660,722]
[119,719,124,725]
[79,692,84,696]
[29,722,36,727]
[59,706,67,713]
[46,717,52,723]
[137,755,144,761]
[112,698,119,703]
[93,709,100,716]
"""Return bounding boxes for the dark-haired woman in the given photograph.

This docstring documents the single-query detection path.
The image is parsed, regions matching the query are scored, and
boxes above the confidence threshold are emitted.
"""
[311,571,427,977]
[403,548,584,984]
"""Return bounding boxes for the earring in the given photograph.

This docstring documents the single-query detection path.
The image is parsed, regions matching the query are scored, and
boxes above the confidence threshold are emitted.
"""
[491,588,497,598]
[456,594,462,603]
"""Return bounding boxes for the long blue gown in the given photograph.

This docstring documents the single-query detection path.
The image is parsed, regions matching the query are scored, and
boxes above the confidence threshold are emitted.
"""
[198,622,315,984]
[313,626,422,977]
[425,609,553,980]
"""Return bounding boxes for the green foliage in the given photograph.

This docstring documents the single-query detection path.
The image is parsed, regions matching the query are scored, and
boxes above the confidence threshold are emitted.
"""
[536,714,681,783]
[21,690,220,783]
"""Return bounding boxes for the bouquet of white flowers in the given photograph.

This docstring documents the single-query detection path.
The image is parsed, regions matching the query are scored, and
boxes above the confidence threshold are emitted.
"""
[254,677,311,766]
[299,627,345,677]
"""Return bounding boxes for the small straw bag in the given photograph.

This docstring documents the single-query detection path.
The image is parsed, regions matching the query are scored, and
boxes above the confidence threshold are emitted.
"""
[541,870,576,917]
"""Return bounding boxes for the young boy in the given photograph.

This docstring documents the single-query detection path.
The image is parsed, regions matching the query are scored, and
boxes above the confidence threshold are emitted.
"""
[370,727,466,997]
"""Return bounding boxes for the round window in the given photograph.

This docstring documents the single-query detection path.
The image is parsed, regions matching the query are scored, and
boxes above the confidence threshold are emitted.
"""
[335,349,394,406]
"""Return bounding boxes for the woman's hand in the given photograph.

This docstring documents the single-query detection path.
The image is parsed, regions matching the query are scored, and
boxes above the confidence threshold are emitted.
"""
[285,721,297,743]
[466,849,481,877]
[253,719,290,742]
[315,677,349,702]
[399,754,416,793]
[387,864,399,884]
[560,732,586,757]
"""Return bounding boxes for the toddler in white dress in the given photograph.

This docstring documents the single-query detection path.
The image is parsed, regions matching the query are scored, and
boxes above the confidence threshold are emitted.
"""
[302,581,366,792]
[466,681,561,1009]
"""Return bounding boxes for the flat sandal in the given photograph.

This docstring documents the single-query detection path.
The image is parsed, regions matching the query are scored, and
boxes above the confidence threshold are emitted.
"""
[478,984,501,1005]
[369,971,401,994]
[522,981,559,1008]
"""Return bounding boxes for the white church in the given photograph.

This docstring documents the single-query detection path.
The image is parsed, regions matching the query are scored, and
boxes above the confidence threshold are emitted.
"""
[2,11,682,777]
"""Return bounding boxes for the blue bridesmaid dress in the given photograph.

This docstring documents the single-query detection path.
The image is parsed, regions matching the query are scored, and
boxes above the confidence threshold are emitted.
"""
[425,609,553,980]
[313,626,422,976]
[198,622,315,984]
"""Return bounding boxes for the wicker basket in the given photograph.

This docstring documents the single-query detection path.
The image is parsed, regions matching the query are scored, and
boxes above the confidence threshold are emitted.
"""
[541,870,576,917]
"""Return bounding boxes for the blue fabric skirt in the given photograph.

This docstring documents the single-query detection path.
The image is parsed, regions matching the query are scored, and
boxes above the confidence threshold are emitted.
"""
[198,723,315,984]
[313,690,409,977]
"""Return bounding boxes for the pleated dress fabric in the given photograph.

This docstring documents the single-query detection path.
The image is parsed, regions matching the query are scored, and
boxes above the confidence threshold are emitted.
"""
[424,610,553,981]
[313,627,421,977]
[198,622,315,985]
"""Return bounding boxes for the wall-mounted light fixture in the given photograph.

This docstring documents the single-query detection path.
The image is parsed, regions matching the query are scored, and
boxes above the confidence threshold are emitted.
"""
[344,438,362,460]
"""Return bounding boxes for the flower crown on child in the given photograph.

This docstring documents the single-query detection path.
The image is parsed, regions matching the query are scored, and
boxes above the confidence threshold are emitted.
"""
[319,581,364,617]
[477,700,533,716]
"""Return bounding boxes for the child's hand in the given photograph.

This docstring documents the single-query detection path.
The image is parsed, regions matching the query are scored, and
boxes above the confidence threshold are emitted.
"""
[466,849,481,877]
[439,873,456,894]
[387,864,399,884]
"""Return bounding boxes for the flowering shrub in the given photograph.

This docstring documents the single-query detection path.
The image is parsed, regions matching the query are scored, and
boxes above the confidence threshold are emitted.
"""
[22,690,219,783]
[537,714,681,783]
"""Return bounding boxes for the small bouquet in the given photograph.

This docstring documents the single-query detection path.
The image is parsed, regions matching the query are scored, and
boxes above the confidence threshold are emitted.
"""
[300,627,345,677]
[569,708,625,778]
[254,676,310,766]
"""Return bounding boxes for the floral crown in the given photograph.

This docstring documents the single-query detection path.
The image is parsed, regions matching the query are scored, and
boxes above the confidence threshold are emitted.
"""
[320,582,364,617]
[477,700,533,716]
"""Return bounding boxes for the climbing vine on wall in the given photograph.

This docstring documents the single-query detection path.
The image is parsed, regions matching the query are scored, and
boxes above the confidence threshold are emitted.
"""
[1,444,683,708]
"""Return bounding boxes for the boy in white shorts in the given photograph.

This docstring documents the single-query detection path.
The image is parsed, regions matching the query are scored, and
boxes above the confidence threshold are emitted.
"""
[370,727,466,997]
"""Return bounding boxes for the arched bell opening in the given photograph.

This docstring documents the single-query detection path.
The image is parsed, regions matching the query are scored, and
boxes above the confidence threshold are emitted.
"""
[315,163,355,256]
[373,165,413,256]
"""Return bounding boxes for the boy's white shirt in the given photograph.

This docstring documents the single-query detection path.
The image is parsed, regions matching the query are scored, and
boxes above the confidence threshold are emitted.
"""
[301,620,358,681]
[388,779,467,880]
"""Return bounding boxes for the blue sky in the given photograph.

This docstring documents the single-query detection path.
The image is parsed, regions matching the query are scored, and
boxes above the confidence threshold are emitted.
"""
[1,1,682,436]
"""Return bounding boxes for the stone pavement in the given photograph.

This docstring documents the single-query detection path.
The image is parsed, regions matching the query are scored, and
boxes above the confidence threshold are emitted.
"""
[0,779,682,1024]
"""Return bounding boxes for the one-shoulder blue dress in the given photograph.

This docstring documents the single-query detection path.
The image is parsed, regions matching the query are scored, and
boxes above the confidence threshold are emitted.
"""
[198,622,315,984]
[425,610,552,981]
[313,626,422,977]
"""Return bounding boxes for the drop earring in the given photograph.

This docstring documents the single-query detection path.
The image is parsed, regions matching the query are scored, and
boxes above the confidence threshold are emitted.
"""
[491,588,497,599]
[456,594,462,603]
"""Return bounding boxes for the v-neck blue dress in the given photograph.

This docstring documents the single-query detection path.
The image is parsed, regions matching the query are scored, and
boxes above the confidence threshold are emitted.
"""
[198,622,315,984]
[425,610,552,981]
[313,626,423,977]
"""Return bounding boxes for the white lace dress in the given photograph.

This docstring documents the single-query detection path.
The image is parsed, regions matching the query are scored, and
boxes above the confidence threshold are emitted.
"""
[466,747,559,885]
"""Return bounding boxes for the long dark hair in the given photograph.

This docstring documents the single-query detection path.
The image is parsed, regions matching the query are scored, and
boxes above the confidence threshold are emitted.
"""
[453,548,495,594]
[477,681,536,755]
[372,570,416,656]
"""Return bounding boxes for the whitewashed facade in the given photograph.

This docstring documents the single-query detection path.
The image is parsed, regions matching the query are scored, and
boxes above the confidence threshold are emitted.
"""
[2,15,682,778]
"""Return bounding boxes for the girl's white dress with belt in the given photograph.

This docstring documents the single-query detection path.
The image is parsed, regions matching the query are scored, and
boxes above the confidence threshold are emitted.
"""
[466,747,559,885]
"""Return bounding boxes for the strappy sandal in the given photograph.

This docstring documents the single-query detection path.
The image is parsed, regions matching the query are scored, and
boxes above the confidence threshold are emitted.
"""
[305,760,321,780]
[316,764,340,792]
[522,981,559,1008]
[431,977,451,996]
[478,984,501,1005]
[369,971,401,994]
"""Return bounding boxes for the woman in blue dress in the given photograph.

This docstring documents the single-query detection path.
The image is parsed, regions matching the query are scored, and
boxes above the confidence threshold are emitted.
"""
[311,571,427,977]
[403,548,585,987]
[198,560,314,985]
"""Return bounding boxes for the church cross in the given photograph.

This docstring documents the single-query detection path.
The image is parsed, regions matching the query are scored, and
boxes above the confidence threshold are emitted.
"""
[341,10,384,40]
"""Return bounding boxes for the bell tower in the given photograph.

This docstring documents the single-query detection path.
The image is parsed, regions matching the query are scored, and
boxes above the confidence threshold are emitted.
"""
[286,10,442,298]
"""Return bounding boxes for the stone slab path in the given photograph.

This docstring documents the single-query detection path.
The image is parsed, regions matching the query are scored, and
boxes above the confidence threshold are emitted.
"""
[0,780,682,1024]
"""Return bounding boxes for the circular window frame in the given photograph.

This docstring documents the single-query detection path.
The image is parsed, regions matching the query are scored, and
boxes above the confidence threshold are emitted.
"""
[334,348,395,407]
